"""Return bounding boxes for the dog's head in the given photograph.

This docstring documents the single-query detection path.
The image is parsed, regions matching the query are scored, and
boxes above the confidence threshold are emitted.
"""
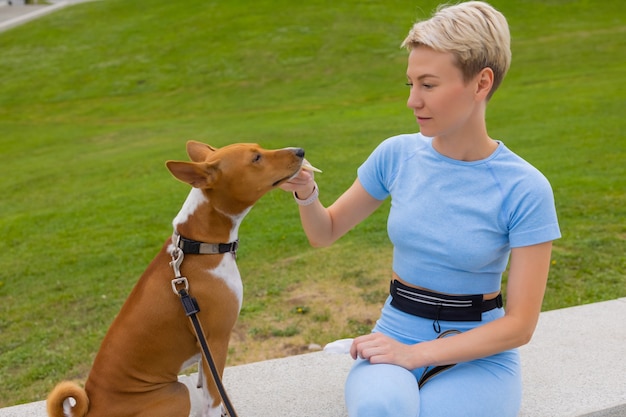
[166,141,304,213]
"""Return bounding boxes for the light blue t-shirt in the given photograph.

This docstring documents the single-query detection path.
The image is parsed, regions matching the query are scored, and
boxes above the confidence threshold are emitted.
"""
[358,133,561,294]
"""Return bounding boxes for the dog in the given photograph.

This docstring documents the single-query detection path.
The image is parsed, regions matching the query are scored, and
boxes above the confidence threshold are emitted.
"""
[46,141,305,417]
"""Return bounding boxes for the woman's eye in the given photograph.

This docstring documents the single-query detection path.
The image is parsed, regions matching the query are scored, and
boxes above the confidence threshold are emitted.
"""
[405,83,413,88]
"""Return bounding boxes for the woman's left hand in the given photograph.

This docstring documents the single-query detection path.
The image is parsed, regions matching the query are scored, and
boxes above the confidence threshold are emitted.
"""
[350,332,419,369]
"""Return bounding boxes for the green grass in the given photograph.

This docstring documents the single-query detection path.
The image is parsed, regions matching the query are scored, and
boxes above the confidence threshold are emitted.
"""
[1,0,625,406]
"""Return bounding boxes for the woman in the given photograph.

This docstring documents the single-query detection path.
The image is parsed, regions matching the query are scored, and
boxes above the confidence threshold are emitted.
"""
[281,2,561,416]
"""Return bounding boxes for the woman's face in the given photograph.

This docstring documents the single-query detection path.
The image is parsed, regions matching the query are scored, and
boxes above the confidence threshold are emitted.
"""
[406,46,480,139]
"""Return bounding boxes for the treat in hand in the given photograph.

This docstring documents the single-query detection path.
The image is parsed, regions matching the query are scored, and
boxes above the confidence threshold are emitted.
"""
[301,162,322,173]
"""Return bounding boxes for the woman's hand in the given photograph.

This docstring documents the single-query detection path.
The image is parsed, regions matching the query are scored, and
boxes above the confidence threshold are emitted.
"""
[279,162,316,198]
[350,333,421,369]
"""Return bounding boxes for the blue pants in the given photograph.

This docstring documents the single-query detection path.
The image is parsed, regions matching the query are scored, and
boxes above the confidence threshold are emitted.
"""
[345,297,521,417]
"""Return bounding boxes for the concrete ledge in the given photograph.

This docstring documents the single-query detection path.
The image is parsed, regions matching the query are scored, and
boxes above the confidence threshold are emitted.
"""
[517,297,626,417]
[1,298,625,417]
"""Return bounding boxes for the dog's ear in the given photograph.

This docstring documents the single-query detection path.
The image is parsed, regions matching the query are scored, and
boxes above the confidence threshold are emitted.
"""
[186,141,217,163]
[165,160,221,189]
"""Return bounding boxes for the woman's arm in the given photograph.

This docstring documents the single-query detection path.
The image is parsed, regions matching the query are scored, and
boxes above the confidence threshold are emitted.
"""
[351,241,554,368]
[299,179,384,247]
[281,172,384,247]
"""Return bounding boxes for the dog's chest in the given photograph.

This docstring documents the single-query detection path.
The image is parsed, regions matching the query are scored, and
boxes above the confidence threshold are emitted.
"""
[208,254,243,309]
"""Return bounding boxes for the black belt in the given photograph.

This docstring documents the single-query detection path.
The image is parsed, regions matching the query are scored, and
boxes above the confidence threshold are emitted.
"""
[390,280,503,323]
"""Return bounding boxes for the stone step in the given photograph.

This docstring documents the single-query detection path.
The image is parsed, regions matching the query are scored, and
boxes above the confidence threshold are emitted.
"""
[2,298,624,417]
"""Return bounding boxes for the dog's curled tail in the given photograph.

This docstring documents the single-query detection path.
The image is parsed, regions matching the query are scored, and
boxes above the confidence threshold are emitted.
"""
[46,381,89,417]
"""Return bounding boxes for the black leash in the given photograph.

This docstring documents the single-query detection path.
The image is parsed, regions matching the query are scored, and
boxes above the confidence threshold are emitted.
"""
[170,233,238,417]
[417,329,461,389]
[174,283,238,417]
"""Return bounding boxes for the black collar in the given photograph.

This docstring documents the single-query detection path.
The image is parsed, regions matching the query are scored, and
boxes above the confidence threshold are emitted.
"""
[173,231,238,255]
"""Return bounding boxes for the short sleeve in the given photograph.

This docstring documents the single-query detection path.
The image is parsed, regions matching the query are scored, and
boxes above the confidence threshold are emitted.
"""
[507,173,561,247]
[357,136,404,201]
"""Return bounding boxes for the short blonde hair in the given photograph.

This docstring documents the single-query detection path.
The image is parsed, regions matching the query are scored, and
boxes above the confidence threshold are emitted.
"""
[402,1,511,99]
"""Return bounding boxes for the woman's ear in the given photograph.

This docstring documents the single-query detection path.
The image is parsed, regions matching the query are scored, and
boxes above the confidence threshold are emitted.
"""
[475,67,494,100]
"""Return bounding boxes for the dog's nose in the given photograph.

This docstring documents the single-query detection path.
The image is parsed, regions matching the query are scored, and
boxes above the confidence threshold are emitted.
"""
[292,148,305,158]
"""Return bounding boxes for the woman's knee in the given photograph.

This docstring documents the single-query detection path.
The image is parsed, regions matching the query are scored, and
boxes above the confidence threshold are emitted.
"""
[345,360,419,417]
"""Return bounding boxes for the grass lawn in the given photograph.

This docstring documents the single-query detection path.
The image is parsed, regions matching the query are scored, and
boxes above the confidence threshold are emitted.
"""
[1,0,624,406]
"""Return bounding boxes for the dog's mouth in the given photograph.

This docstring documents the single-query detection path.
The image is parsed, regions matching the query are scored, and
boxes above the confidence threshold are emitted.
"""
[272,162,304,187]
[272,177,288,187]
[271,168,300,187]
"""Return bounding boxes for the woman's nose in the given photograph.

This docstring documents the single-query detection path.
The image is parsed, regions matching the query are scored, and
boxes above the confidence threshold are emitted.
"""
[407,88,423,109]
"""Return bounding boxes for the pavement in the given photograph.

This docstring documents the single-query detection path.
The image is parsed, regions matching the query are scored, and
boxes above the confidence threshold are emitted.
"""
[1,3,625,416]
[1,298,625,417]
[0,0,96,33]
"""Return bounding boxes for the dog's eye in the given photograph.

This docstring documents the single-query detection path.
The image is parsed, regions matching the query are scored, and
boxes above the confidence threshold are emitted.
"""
[252,153,262,163]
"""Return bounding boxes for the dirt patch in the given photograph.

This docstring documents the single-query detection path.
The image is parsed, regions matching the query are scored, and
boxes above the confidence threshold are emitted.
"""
[225,276,388,366]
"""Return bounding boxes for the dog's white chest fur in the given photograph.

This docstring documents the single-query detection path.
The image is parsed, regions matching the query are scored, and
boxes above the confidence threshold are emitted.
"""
[209,254,243,309]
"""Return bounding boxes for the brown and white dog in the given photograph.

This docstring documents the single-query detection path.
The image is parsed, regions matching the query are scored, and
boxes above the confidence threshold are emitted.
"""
[46,141,305,417]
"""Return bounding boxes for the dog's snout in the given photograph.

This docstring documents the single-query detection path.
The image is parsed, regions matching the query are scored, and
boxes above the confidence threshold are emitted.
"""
[293,148,305,158]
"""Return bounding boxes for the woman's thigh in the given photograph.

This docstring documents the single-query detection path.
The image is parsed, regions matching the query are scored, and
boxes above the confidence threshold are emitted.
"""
[419,351,522,417]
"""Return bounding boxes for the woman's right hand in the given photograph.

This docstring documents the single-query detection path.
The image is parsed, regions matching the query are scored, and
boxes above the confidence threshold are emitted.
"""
[280,162,316,198]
